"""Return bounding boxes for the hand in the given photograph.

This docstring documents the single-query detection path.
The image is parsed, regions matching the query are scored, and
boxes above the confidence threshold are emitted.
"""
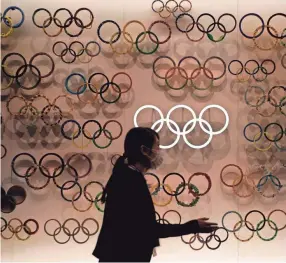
[197,217,219,233]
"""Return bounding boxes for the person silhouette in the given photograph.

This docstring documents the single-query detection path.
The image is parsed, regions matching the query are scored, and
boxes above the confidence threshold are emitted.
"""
[92,127,218,262]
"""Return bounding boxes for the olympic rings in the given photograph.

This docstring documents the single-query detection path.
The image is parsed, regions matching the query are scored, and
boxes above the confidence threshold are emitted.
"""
[53,41,101,64]
[134,104,229,149]
[1,6,24,38]
[1,218,38,240]
[61,119,123,148]
[65,72,132,102]
[44,218,99,244]
[33,8,93,37]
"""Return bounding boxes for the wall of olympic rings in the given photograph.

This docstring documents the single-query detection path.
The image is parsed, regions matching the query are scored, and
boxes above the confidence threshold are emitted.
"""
[1,0,286,262]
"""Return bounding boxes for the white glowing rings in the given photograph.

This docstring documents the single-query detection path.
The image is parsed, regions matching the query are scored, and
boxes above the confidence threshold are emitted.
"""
[134,104,229,149]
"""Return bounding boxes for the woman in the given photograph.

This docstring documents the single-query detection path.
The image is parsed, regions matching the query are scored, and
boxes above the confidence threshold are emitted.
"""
[92,127,218,262]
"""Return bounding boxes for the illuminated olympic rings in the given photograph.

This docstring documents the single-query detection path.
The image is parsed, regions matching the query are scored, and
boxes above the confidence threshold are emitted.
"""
[134,104,229,149]
[32,8,94,37]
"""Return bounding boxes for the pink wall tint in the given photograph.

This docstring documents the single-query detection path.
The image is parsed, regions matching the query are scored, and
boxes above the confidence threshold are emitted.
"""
[1,0,286,262]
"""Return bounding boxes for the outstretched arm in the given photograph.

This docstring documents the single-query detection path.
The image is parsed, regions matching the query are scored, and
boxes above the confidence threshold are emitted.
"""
[156,218,218,238]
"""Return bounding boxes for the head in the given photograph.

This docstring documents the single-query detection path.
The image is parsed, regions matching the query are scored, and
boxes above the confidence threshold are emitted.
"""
[123,127,163,170]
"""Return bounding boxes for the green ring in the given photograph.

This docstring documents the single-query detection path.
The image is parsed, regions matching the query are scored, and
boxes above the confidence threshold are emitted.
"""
[221,211,243,232]
[175,182,199,207]
[280,28,286,46]
[256,219,278,241]
[244,86,266,107]
[165,69,188,90]
[207,33,225,42]
[135,31,159,55]
[92,129,113,149]
[94,192,104,212]
[280,96,286,116]
[252,66,268,82]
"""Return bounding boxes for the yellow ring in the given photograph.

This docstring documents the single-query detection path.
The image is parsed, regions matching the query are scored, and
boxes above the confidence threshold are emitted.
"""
[1,64,14,89]
[122,20,147,44]
[1,16,13,37]
[42,17,62,37]
[253,25,278,51]
[77,48,93,63]
[72,129,91,149]
[110,31,134,54]
[253,131,272,152]
[71,191,93,212]
[150,183,173,207]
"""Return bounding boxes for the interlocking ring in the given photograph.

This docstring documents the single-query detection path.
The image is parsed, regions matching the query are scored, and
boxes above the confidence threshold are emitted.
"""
[134,104,229,149]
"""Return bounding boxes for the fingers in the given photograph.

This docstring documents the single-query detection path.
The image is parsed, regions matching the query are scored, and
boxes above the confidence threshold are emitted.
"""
[197,217,209,221]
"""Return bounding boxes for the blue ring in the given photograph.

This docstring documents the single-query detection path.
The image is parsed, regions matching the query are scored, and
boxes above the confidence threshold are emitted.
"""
[65,73,87,95]
[3,6,25,28]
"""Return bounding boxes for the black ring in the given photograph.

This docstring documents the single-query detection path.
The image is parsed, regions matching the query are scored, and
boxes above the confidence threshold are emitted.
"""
[32,8,52,28]
[66,153,92,179]
[85,41,101,57]
[152,0,165,13]
[1,52,27,78]
[11,153,37,178]
[60,48,77,64]
[243,123,263,142]
[61,120,81,140]
[268,86,286,107]
[196,13,216,33]
[175,13,195,33]
[15,64,41,90]
[53,8,73,28]
[29,52,55,78]
[38,153,65,178]
[23,219,39,235]
[88,72,109,93]
[7,185,26,205]
[214,227,229,242]
[145,172,160,192]
[82,120,102,140]
[203,56,226,80]
[97,20,121,44]
[74,8,94,28]
[64,17,84,37]
[244,60,260,75]
[162,210,182,224]
[1,144,7,159]
[239,13,264,39]
[53,41,68,57]
[205,234,221,250]
[260,59,276,75]
[162,173,186,196]
[267,13,286,39]
[83,181,105,202]
[99,82,121,104]
[68,41,85,57]
[228,60,243,75]
[1,217,7,232]
[244,210,266,232]
[217,13,237,33]
[155,211,161,222]
[61,180,82,202]
[264,123,284,142]
[111,154,121,166]
[52,165,79,190]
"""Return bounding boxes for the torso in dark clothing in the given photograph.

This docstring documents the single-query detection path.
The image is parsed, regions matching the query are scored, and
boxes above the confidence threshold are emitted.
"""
[93,163,160,260]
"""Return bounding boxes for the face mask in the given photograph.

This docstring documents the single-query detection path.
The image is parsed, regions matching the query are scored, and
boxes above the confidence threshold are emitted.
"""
[149,149,163,169]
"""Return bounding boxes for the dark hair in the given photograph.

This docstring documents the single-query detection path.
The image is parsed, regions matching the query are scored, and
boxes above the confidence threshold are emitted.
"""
[100,127,159,203]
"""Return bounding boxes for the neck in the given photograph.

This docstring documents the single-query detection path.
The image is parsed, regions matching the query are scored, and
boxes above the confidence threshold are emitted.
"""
[133,162,148,174]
